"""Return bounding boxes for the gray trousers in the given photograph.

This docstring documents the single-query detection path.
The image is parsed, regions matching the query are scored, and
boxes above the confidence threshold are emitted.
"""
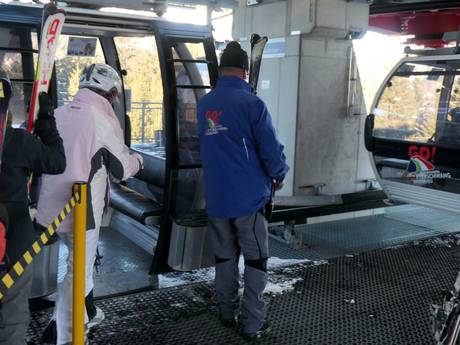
[0,264,33,345]
[208,212,269,333]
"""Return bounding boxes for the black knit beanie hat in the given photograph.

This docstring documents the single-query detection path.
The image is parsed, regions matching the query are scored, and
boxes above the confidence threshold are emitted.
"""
[220,41,249,71]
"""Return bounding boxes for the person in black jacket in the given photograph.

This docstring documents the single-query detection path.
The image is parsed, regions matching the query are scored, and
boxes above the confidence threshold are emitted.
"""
[0,69,66,345]
[0,205,7,266]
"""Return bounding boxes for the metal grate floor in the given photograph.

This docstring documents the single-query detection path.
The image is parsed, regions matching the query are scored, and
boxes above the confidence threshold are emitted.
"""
[29,235,460,345]
[50,205,460,297]
[269,205,460,260]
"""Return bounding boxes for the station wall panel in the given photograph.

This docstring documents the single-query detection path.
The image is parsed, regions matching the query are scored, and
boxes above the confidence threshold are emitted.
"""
[316,0,347,30]
[253,2,288,38]
[290,0,315,34]
[276,56,300,196]
[232,0,374,196]
[295,38,362,195]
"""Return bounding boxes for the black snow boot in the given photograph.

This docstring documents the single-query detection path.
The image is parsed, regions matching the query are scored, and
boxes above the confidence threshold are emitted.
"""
[41,319,57,344]
[218,314,238,328]
[240,321,271,341]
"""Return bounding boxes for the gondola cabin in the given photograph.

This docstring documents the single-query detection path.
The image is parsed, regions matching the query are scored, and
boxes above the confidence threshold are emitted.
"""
[0,2,218,297]
[365,54,460,213]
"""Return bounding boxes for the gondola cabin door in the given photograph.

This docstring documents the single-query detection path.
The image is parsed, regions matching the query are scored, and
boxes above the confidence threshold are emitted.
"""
[151,21,218,273]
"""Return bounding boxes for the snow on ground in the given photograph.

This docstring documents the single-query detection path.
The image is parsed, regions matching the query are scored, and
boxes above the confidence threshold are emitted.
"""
[159,268,214,288]
[265,277,303,295]
[385,235,460,250]
[418,237,456,248]
[385,234,460,249]
[267,257,311,269]
[158,257,314,292]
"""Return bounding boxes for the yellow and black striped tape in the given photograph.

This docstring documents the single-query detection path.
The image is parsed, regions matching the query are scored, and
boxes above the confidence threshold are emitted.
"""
[0,192,81,300]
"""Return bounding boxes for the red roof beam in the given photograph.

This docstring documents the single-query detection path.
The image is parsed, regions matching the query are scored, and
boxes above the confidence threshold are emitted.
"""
[369,9,460,36]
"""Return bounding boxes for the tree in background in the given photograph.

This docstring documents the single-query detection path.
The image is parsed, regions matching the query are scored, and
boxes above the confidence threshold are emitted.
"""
[115,36,163,144]
[53,35,207,147]
[375,73,440,142]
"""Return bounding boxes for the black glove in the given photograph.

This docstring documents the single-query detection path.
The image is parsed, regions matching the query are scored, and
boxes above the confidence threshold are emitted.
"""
[34,92,57,139]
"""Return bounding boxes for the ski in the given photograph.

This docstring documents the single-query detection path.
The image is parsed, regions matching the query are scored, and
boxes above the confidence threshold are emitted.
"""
[249,33,274,219]
[26,3,65,133]
[0,77,12,170]
[249,33,268,93]
[431,271,460,345]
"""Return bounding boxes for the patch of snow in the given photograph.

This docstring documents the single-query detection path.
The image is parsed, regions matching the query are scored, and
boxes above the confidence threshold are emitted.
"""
[422,237,455,248]
[385,244,406,250]
[170,302,187,308]
[268,257,310,269]
[158,256,310,289]
[159,267,215,288]
[265,277,303,295]
[385,236,460,250]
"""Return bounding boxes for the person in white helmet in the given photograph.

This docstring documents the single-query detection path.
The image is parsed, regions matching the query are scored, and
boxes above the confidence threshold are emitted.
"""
[36,63,143,345]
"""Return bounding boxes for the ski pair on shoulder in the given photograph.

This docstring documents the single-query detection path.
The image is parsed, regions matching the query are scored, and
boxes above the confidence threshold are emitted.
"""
[249,33,268,93]
[26,2,65,133]
[0,3,65,169]
[248,33,282,221]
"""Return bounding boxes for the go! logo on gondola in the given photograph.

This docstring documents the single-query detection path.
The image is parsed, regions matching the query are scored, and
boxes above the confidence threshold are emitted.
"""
[406,145,451,183]
[408,145,437,163]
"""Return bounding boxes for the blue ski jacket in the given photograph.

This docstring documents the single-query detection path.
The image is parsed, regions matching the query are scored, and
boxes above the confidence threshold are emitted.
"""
[198,76,289,219]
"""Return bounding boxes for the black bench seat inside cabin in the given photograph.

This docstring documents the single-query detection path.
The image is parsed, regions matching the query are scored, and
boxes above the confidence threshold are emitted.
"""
[109,151,165,225]
[110,182,163,225]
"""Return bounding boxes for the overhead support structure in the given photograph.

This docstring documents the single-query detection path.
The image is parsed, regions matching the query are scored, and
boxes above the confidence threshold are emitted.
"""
[58,0,237,16]
[370,0,460,15]
[369,7,460,48]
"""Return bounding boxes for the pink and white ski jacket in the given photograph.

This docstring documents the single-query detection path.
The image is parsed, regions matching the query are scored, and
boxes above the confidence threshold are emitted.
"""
[36,88,142,232]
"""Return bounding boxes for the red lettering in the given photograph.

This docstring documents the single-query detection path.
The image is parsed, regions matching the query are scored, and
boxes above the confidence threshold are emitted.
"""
[48,19,60,35]
[47,36,55,49]
[420,146,430,160]
[408,145,418,158]
[205,110,222,122]
[408,145,437,162]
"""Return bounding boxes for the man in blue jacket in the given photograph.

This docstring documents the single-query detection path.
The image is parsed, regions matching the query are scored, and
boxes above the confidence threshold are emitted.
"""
[198,41,289,340]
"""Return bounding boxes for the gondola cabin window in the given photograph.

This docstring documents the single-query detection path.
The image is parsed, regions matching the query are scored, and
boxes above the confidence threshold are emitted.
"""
[114,36,164,158]
[55,35,106,107]
[0,26,38,126]
[373,60,460,149]
[373,62,442,143]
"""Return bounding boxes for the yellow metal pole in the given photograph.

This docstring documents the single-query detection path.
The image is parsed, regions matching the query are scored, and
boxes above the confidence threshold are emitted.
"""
[72,183,87,345]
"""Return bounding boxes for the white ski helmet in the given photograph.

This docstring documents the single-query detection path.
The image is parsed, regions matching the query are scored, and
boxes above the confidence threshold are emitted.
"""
[79,63,122,94]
